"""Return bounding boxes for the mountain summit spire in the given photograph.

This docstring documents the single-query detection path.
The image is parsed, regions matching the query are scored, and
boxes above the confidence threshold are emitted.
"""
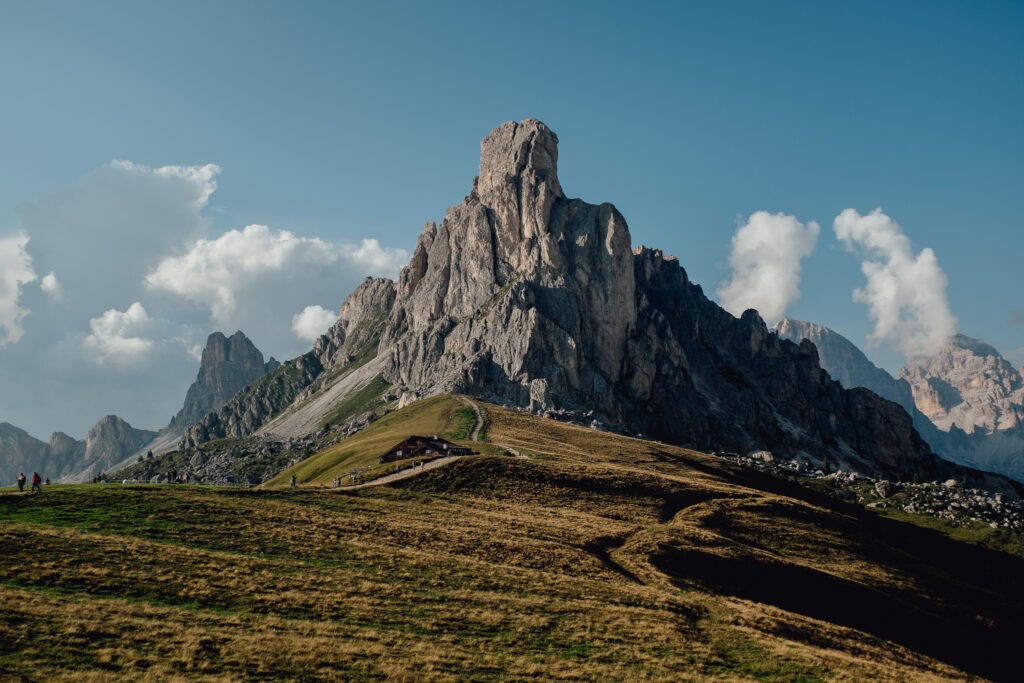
[475,119,565,244]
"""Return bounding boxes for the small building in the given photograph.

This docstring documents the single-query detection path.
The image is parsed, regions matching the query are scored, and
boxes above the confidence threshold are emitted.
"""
[381,435,474,463]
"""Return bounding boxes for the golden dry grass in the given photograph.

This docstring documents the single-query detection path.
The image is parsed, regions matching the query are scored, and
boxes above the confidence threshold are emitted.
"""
[2,398,1022,680]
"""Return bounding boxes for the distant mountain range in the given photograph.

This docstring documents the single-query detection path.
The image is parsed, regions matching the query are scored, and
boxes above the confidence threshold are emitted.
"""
[775,319,1024,483]
[0,331,278,483]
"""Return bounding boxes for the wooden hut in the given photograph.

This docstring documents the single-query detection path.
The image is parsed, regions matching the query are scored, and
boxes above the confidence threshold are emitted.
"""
[381,435,474,463]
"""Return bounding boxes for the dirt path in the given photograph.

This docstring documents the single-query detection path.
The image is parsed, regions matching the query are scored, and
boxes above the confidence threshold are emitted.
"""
[459,396,485,442]
[340,456,461,490]
[459,395,527,458]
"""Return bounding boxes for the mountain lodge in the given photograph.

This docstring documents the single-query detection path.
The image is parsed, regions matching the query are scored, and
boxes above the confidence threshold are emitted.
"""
[381,435,474,463]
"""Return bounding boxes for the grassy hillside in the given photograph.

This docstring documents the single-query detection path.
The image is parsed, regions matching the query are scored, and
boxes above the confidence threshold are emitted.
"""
[265,396,500,487]
[2,398,1024,680]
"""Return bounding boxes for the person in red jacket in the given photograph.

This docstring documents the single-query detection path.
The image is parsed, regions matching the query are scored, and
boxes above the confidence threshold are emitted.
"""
[30,472,42,493]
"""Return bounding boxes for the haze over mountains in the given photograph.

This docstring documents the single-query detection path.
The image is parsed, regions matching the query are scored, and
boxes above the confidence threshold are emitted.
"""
[0,331,278,483]
[776,318,1024,483]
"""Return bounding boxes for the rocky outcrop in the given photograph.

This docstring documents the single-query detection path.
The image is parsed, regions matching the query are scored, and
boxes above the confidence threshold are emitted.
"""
[75,416,157,479]
[898,335,1024,433]
[0,423,50,483]
[180,280,397,448]
[312,277,395,369]
[179,352,325,448]
[168,331,280,434]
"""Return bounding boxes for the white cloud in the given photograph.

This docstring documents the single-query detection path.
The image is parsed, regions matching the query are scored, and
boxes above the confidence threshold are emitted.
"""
[83,302,156,367]
[292,305,338,341]
[717,211,819,324]
[146,225,407,322]
[0,233,38,347]
[834,207,956,360]
[40,271,62,300]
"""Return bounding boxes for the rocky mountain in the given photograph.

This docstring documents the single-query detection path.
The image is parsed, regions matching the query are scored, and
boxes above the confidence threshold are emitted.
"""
[75,416,158,480]
[898,334,1024,433]
[4,330,280,484]
[179,280,394,447]
[1,416,154,484]
[775,319,1024,484]
[181,118,1011,490]
[774,318,916,414]
[168,331,280,434]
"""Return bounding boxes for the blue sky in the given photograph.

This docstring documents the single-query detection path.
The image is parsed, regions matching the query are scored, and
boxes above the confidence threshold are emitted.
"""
[1,0,1022,437]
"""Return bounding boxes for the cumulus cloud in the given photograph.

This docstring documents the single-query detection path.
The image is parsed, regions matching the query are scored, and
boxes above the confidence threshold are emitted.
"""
[82,302,157,367]
[717,211,820,324]
[0,233,38,346]
[40,271,62,300]
[292,305,338,341]
[834,207,956,360]
[146,225,407,323]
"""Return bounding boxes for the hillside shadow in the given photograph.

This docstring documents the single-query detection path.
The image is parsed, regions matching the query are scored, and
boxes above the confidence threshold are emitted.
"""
[652,510,1024,681]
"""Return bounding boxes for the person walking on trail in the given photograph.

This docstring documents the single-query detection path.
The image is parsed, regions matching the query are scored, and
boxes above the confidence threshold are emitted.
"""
[17,472,26,492]
[290,474,296,490]
[30,472,42,493]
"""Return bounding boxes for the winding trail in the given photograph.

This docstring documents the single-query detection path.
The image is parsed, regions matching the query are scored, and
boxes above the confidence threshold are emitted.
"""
[343,456,461,489]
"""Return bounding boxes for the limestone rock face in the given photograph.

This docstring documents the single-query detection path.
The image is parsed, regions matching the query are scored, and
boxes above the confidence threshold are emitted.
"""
[80,416,157,477]
[380,119,637,420]
[313,277,396,369]
[775,319,1024,484]
[179,280,394,449]
[774,318,917,414]
[168,331,279,433]
[360,119,945,478]
[0,423,50,482]
[898,335,1024,433]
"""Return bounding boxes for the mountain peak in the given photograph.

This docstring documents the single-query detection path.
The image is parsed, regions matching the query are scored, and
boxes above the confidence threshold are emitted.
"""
[477,119,562,196]
[168,330,275,433]
[948,333,1002,359]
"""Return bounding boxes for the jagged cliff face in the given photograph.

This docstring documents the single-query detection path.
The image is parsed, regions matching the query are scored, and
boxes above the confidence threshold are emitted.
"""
[179,280,395,448]
[774,319,1024,484]
[80,416,157,477]
[899,335,1024,434]
[376,121,634,415]
[177,119,993,484]
[347,119,938,476]
[774,318,917,415]
[168,331,280,434]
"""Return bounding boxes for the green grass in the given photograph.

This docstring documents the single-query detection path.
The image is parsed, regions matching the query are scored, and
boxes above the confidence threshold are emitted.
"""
[444,406,476,441]
[270,395,491,487]
[3,398,1024,680]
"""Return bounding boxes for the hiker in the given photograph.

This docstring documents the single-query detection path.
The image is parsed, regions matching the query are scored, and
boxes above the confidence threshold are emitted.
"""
[45,477,50,485]
[290,474,296,490]
[30,472,42,493]
[17,472,26,492]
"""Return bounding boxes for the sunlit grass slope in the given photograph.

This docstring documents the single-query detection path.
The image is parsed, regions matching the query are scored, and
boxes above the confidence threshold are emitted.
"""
[2,398,1024,680]
[265,395,499,487]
